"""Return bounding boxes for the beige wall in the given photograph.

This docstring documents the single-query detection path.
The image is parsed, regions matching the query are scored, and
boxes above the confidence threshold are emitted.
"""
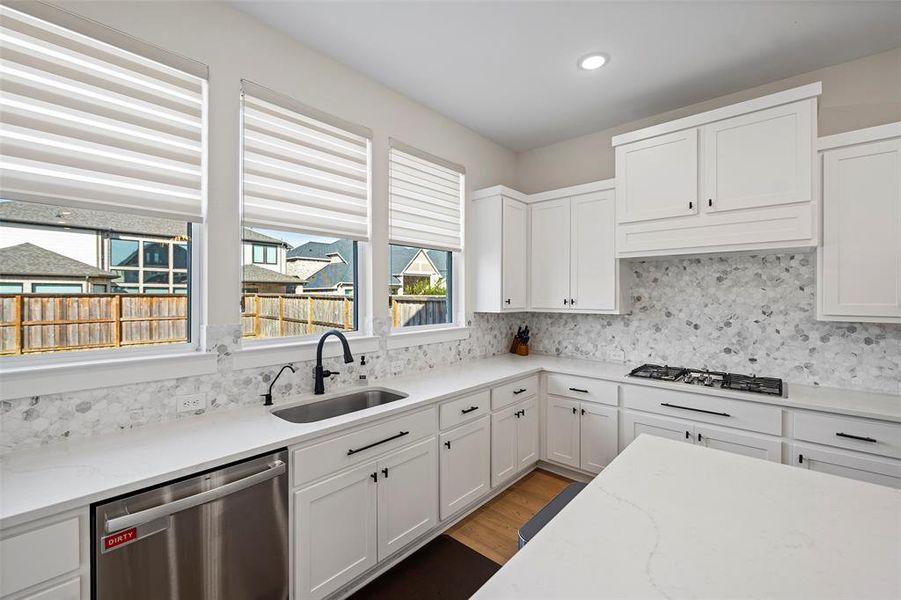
[516,47,901,193]
[57,0,518,328]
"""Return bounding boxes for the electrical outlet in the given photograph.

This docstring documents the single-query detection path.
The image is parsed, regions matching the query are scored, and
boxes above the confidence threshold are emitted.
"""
[391,360,404,374]
[177,394,206,413]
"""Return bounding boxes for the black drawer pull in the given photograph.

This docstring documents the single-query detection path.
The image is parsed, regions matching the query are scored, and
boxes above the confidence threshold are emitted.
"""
[370,472,378,483]
[572,406,577,414]
[348,431,409,455]
[513,388,527,395]
[569,387,589,393]
[836,432,877,443]
[798,453,804,464]
[444,440,452,449]
[461,406,479,414]
[661,402,730,417]
[381,467,389,478]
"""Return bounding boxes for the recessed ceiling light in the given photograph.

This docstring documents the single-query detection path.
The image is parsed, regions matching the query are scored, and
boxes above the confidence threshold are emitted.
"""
[578,53,608,71]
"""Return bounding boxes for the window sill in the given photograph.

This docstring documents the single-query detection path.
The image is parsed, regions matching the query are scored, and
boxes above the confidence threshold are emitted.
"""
[0,350,218,401]
[232,335,381,370]
[386,326,470,350]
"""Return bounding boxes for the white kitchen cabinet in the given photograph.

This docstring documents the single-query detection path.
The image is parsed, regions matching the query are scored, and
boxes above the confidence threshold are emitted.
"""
[491,397,539,487]
[793,443,901,489]
[295,463,379,600]
[545,396,580,468]
[818,124,901,324]
[579,403,619,474]
[530,198,571,310]
[546,395,619,473]
[616,128,699,223]
[703,100,813,213]
[621,411,694,448]
[18,578,81,600]
[439,416,490,520]
[471,187,529,312]
[376,438,437,559]
[613,84,820,258]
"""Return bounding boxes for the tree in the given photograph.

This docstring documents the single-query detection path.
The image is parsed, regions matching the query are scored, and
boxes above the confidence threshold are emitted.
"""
[404,277,446,296]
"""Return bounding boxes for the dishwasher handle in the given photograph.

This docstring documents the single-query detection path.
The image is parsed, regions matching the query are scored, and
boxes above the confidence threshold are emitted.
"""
[105,460,286,534]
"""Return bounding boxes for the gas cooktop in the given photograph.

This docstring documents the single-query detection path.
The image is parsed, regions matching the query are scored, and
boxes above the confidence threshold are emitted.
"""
[628,363,785,397]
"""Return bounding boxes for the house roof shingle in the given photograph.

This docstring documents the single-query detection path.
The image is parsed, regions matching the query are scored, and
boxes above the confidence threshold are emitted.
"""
[0,243,116,279]
[242,264,303,285]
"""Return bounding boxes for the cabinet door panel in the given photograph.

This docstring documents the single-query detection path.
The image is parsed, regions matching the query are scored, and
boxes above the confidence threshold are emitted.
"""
[439,416,490,520]
[491,405,518,488]
[580,403,618,474]
[502,197,528,310]
[377,438,437,560]
[616,129,698,223]
[517,397,540,470]
[704,100,812,213]
[570,191,617,310]
[621,411,693,449]
[695,425,782,463]
[295,463,378,600]
[793,444,901,489]
[545,396,580,468]
[822,138,901,319]
[530,199,571,310]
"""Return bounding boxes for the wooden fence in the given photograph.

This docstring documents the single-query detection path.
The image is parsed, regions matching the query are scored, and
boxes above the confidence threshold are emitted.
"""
[0,294,187,355]
[390,295,448,328]
[242,294,354,338]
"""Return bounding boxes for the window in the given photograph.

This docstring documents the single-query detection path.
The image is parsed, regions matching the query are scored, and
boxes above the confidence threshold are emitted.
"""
[241,82,371,342]
[0,4,206,361]
[0,283,24,293]
[388,142,464,329]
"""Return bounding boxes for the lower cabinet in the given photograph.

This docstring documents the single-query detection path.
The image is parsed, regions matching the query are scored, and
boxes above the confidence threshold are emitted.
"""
[792,443,901,489]
[545,396,618,473]
[439,416,491,520]
[621,411,782,462]
[491,397,539,487]
[294,437,437,600]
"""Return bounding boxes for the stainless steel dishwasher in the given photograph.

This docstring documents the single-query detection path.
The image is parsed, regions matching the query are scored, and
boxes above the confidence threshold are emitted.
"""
[93,449,288,599]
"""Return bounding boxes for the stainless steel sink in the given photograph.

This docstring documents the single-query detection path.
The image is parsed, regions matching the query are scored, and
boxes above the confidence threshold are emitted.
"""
[272,388,408,423]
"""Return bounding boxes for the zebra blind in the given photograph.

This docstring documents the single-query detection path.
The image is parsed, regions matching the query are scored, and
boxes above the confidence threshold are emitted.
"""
[388,141,464,252]
[241,81,372,241]
[0,3,207,221]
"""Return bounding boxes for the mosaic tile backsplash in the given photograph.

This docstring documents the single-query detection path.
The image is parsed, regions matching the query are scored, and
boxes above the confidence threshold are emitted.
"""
[529,252,900,394]
[2,252,899,454]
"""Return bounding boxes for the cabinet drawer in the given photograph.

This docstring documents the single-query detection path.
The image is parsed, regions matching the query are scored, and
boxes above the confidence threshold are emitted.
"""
[794,412,901,460]
[292,408,436,486]
[0,517,80,596]
[622,385,781,435]
[547,373,617,406]
[491,376,538,410]
[21,577,81,600]
[440,390,490,430]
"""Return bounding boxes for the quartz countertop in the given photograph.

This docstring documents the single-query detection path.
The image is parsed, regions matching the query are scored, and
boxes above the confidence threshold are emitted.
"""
[473,435,901,599]
[1,354,898,528]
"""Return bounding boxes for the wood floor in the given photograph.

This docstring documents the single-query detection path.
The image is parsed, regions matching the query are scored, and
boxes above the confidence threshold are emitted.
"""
[446,469,573,565]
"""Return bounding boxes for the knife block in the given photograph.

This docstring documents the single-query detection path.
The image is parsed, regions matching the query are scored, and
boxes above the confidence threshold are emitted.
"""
[510,338,529,356]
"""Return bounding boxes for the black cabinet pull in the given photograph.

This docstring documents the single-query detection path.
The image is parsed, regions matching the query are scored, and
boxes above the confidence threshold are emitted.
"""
[836,432,877,443]
[697,433,703,442]
[580,408,586,416]
[570,298,575,305]
[347,431,409,455]
[515,410,522,419]
[660,402,730,417]
[461,406,479,414]
[370,472,378,483]
[708,198,713,207]
[685,430,690,439]
[569,387,589,393]
[513,388,527,395]
[505,298,511,304]
[381,467,389,478]
[444,440,451,450]
[571,406,577,414]
[798,454,804,464]
[563,298,569,305]
[689,201,693,209]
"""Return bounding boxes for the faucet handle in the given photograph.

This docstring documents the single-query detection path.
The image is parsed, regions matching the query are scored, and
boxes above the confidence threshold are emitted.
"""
[261,393,273,406]
[323,370,339,378]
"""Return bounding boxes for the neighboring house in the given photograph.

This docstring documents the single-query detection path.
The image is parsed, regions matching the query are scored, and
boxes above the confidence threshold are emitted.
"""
[0,200,303,294]
[0,243,116,293]
[287,240,355,294]
[390,246,448,294]
[242,264,302,294]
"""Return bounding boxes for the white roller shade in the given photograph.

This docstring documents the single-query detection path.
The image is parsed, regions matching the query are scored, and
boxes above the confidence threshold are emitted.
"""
[0,3,207,221]
[241,81,372,241]
[389,142,464,252]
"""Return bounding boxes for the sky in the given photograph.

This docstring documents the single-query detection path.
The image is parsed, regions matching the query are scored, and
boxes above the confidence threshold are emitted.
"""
[252,227,337,249]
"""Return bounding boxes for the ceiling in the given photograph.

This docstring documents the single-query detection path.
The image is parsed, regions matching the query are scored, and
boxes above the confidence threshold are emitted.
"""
[230,1,901,151]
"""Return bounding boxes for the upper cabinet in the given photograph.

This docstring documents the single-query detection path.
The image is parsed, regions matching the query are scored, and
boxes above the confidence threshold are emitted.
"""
[472,187,529,312]
[613,83,821,258]
[530,186,627,313]
[817,123,901,324]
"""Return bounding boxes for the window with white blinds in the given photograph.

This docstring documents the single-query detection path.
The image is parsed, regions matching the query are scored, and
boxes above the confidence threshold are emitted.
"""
[388,142,464,253]
[241,81,372,241]
[0,3,207,221]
